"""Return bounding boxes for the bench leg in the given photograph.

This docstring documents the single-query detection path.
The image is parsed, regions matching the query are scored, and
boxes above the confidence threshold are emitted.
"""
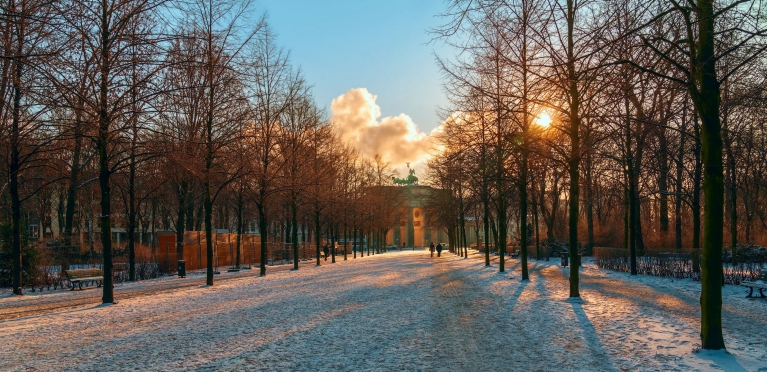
[746,287,754,298]
[760,288,765,298]
[70,282,75,291]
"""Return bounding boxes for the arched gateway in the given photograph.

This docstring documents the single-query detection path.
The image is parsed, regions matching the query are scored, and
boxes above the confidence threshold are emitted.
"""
[366,166,447,248]
[384,184,449,248]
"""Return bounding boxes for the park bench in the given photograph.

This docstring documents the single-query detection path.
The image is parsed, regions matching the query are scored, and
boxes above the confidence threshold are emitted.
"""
[511,250,520,259]
[741,268,767,298]
[64,268,104,290]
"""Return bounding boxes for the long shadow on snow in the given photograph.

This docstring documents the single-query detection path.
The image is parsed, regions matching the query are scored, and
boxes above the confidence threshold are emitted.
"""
[188,258,461,370]
[570,301,620,371]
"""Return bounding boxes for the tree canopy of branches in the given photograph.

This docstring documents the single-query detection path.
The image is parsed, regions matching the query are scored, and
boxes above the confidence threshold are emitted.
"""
[432,0,767,350]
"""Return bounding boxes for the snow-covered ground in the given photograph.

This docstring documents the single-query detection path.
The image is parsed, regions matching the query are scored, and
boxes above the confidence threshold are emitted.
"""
[1,250,765,371]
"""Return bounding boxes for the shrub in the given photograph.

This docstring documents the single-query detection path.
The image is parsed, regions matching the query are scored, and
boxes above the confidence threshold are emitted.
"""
[0,223,41,289]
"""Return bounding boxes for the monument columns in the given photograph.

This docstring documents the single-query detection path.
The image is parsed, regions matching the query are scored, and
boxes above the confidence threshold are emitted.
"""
[407,207,415,247]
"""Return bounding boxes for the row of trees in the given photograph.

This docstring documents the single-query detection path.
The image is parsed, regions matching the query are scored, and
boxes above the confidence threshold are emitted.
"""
[428,0,766,350]
[0,0,405,304]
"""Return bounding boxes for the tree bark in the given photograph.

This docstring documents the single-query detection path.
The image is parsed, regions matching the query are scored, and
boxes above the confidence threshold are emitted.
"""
[343,225,348,261]
[63,105,83,271]
[585,152,594,256]
[659,126,670,236]
[566,0,581,297]
[204,181,214,285]
[235,187,243,269]
[676,104,686,252]
[722,108,737,265]
[352,226,357,259]
[315,208,321,265]
[692,0,725,349]
[483,194,490,266]
[259,202,268,276]
[331,225,336,263]
[292,195,299,270]
[175,181,188,265]
[692,112,702,273]
[10,41,23,295]
[520,149,529,280]
[98,1,114,303]
[127,139,136,281]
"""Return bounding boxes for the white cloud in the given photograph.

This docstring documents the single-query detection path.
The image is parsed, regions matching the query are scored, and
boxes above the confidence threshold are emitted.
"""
[331,88,439,176]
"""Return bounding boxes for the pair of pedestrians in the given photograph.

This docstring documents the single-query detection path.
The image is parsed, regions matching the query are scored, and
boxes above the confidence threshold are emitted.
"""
[429,242,443,257]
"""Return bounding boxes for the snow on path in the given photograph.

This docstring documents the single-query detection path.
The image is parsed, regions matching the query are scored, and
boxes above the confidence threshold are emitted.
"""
[1,250,765,371]
[0,261,311,321]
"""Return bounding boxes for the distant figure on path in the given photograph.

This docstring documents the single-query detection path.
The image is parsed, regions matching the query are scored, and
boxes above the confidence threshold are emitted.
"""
[429,242,435,257]
[436,243,443,257]
[323,244,329,261]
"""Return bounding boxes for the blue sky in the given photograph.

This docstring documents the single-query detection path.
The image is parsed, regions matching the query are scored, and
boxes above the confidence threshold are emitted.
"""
[258,0,451,132]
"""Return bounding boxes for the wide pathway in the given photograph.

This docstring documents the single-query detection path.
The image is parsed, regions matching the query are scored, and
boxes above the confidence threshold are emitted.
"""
[1,250,765,371]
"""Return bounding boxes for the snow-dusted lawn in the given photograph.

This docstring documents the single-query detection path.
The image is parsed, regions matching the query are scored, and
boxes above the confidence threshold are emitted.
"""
[1,250,765,371]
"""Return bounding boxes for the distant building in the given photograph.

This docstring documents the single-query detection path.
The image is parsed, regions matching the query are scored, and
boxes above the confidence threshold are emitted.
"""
[379,185,450,247]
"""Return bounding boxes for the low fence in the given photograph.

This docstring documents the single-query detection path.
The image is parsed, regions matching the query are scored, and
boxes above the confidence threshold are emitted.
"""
[10,235,327,292]
[468,243,560,260]
[153,240,320,273]
[593,246,766,284]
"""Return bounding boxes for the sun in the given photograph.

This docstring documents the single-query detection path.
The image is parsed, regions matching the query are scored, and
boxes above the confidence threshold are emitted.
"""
[534,111,552,128]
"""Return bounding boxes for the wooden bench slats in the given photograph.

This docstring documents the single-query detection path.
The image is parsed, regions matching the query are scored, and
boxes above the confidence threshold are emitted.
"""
[741,269,767,298]
[65,269,104,290]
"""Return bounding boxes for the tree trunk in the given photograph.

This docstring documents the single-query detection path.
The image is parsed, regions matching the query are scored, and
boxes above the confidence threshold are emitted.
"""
[520,149,529,280]
[292,196,299,270]
[723,114,737,265]
[352,226,357,259]
[63,109,83,271]
[259,203,268,276]
[496,158,505,270]
[625,96,637,275]
[629,169,638,275]
[235,188,243,269]
[127,143,136,281]
[483,194,490,266]
[331,225,336,263]
[462,212,468,258]
[692,0,725,349]
[585,152,594,256]
[204,180,214,285]
[185,189,195,232]
[98,2,114,303]
[566,0,580,297]
[10,61,22,295]
[692,112,702,273]
[624,181,629,251]
[659,128,670,236]
[534,191,541,260]
[315,208,321,265]
[343,225,348,261]
[459,191,468,259]
[175,181,188,269]
[676,105,686,252]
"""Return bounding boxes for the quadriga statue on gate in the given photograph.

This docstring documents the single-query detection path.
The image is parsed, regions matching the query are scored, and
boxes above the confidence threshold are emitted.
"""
[392,167,418,186]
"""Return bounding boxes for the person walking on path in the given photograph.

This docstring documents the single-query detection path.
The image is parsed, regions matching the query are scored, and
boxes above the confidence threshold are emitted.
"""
[436,243,443,257]
[323,244,329,261]
[429,242,435,257]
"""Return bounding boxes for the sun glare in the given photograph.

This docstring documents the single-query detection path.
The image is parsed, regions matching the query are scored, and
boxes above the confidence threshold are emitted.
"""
[534,111,552,128]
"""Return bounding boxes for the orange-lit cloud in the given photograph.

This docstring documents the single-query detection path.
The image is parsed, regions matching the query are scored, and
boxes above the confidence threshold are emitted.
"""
[331,88,438,174]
